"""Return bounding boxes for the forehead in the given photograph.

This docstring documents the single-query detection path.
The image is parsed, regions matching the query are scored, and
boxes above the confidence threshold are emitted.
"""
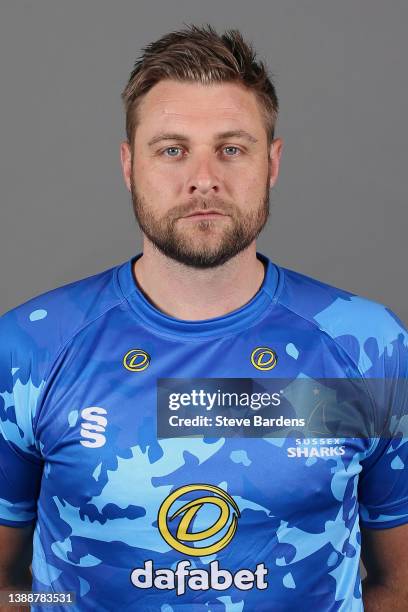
[136,80,265,136]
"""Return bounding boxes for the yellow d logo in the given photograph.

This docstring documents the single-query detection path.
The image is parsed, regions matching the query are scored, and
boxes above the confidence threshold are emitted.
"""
[123,349,150,372]
[158,484,240,557]
[250,346,277,371]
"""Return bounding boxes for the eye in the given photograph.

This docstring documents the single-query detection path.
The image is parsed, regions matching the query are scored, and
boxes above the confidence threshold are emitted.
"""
[162,146,183,158]
[223,146,241,156]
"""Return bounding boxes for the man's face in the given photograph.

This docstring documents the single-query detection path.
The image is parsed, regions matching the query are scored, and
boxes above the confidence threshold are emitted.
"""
[121,80,283,268]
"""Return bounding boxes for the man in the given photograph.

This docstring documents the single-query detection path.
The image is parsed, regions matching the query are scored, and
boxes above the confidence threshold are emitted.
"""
[0,23,407,612]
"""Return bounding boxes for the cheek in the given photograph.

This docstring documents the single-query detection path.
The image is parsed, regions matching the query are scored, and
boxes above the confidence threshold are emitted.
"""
[134,159,180,195]
[234,167,268,199]
[133,166,178,214]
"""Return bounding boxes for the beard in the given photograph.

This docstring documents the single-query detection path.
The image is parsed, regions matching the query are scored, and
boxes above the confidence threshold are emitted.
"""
[129,170,271,269]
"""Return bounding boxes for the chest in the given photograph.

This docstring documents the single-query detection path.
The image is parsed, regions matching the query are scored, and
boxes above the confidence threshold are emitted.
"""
[34,328,371,541]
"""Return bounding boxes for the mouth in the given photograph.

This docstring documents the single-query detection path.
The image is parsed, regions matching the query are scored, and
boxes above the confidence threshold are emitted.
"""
[183,210,227,220]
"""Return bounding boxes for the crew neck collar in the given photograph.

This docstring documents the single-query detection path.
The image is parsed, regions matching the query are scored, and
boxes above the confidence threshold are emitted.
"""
[116,251,282,340]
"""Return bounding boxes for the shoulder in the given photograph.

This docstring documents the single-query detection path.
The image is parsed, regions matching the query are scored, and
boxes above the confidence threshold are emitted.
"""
[277,265,408,376]
[0,262,126,384]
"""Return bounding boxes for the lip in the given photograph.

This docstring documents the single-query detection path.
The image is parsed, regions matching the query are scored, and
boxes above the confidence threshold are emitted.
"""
[184,210,226,219]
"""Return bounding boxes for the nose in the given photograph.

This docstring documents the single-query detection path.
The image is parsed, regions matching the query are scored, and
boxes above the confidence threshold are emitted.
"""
[186,153,220,195]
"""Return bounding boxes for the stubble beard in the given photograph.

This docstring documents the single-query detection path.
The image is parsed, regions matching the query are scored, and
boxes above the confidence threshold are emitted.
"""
[129,170,271,269]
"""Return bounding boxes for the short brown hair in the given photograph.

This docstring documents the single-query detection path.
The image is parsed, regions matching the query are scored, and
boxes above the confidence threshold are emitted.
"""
[121,23,279,150]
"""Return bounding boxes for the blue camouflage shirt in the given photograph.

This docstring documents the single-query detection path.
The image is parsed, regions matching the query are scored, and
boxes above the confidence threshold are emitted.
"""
[0,251,407,611]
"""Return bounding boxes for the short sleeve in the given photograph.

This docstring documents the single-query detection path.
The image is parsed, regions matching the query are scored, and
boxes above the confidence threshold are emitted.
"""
[358,308,408,529]
[0,309,44,526]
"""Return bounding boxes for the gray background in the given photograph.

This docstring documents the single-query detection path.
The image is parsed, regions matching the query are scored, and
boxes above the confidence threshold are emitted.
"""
[0,0,407,326]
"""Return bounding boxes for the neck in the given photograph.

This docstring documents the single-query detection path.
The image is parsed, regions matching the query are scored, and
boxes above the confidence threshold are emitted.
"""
[132,239,266,321]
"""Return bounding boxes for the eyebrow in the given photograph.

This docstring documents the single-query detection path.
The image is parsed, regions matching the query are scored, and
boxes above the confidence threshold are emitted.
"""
[147,129,258,147]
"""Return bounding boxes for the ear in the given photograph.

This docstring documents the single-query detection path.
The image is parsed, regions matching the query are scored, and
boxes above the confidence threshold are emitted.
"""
[120,141,132,192]
[268,138,283,189]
